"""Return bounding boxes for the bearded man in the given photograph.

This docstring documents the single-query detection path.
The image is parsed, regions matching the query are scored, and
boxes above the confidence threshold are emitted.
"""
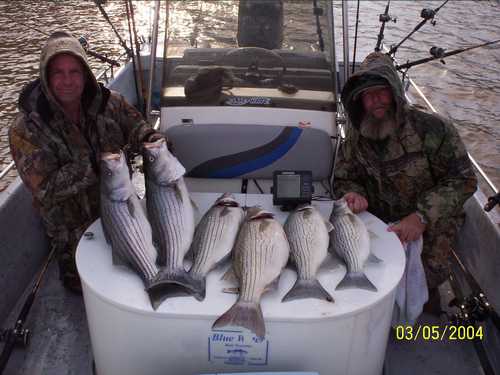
[334,52,477,311]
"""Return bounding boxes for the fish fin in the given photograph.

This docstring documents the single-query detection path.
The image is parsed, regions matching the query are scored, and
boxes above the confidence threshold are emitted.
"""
[220,206,231,217]
[212,300,266,339]
[102,222,111,244]
[264,276,281,293]
[325,220,334,233]
[367,252,383,264]
[146,283,193,310]
[368,229,380,240]
[127,197,136,219]
[222,287,240,294]
[111,249,127,266]
[185,245,194,264]
[221,266,238,284]
[282,279,334,303]
[157,268,201,297]
[213,252,233,270]
[174,183,183,203]
[190,197,199,211]
[335,272,377,292]
[259,220,271,233]
[185,272,207,301]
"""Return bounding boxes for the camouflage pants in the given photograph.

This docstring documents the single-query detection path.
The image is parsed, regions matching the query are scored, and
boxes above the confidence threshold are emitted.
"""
[421,215,464,289]
[51,222,92,282]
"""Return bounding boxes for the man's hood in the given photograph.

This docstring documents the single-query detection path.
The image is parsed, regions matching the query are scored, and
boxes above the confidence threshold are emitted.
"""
[341,52,407,130]
[37,31,101,117]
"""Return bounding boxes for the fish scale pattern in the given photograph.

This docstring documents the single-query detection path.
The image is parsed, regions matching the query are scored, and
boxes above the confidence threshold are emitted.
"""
[102,199,158,283]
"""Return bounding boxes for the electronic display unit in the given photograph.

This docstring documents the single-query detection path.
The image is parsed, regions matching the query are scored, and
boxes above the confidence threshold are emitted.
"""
[272,170,313,210]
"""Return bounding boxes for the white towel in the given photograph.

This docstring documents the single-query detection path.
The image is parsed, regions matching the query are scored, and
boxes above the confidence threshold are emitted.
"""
[392,235,429,326]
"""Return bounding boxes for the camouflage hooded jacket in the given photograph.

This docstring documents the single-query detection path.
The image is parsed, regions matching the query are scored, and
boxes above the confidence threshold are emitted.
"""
[9,31,159,245]
[334,52,477,227]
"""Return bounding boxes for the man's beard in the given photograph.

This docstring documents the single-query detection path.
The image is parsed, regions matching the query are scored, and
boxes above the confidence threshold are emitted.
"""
[359,106,397,141]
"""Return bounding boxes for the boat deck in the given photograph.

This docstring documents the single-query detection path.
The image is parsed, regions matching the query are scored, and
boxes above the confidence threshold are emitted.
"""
[1,260,484,375]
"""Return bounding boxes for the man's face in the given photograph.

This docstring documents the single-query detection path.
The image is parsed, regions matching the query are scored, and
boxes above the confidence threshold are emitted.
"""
[48,54,85,107]
[361,86,393,120]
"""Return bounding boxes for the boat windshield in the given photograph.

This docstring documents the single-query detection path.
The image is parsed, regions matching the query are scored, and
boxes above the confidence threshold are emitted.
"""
[164,0,332,93]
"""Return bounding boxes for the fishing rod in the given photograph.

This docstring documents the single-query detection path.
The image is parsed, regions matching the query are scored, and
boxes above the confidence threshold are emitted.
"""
[387,0,449,56]
[78,37,120,67]
[0,14,119,67]
[124,0,143,117]
[0,248,57,374]
[128,0,147,113]
[374,0,396,52]
[351,0,360,73]
[93,0,132,57]
[447,250,497,375]
[312,0,324,52]
[396,39,500,71]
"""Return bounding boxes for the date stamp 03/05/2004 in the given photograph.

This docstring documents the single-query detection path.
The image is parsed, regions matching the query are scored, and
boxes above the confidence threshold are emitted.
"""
[394,325,484,341]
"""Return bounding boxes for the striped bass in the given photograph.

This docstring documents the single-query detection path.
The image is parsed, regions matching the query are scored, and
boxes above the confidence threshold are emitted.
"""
[213,206,289,338]
[188,193,245,301]
[329,198,377,291]
[143,139,195,292]
[100,151,171,310]
[283,204,334,302]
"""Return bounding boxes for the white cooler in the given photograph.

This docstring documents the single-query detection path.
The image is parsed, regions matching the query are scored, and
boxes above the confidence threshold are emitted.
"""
[76,193,405,375]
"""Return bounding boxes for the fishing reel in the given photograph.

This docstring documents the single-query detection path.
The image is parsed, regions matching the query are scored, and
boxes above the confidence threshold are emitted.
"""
[421,8,437,25]
[379,13,396,24]
[484,193,500,212]
[78,36,90,51]
[448,292,492,325]
[78,35,120,67]
[430,46,446,64]
[0,322,31,348]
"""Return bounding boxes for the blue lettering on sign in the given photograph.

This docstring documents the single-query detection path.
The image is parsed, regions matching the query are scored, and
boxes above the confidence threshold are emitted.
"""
[208,329,269,366]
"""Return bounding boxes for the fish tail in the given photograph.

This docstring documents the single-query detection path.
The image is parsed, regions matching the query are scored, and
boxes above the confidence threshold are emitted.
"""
[160,268,193,288]
[212,300,265,339]
[282,279,335,303]
[186,271,207,301]
[146,286,172,310]
[336,272,377,292]
[145,269,200,309]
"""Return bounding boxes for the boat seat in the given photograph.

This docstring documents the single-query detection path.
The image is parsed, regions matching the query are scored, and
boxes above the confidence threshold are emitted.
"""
[164,123,333,180]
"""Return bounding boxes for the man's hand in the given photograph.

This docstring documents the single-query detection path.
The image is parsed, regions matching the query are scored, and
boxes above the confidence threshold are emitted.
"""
[343,192,368,213]
[387,212,426,243]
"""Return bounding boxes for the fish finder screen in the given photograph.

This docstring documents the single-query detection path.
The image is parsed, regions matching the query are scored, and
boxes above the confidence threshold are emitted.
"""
[277,174,301,198]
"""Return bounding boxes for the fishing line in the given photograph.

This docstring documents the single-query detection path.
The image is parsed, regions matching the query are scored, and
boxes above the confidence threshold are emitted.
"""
[388,0,449,56]
[93,0,132,57]
[396,39,500,71]
[0,13,119,67]
[312,0,324,52]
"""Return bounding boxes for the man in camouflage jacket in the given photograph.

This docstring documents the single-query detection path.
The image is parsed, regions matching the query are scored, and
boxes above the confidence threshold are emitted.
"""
[9,31,163,292]
[334,52,477,295]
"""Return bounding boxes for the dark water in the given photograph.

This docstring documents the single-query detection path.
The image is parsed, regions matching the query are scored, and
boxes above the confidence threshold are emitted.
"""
[0,0,499,192]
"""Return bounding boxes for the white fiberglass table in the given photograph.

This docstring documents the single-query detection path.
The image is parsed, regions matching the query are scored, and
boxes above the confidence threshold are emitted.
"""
[76,193,405,375]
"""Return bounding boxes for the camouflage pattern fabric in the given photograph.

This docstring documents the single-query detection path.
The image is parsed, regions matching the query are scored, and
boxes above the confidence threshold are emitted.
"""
[336,52,477,289]
[9,31,161,282]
